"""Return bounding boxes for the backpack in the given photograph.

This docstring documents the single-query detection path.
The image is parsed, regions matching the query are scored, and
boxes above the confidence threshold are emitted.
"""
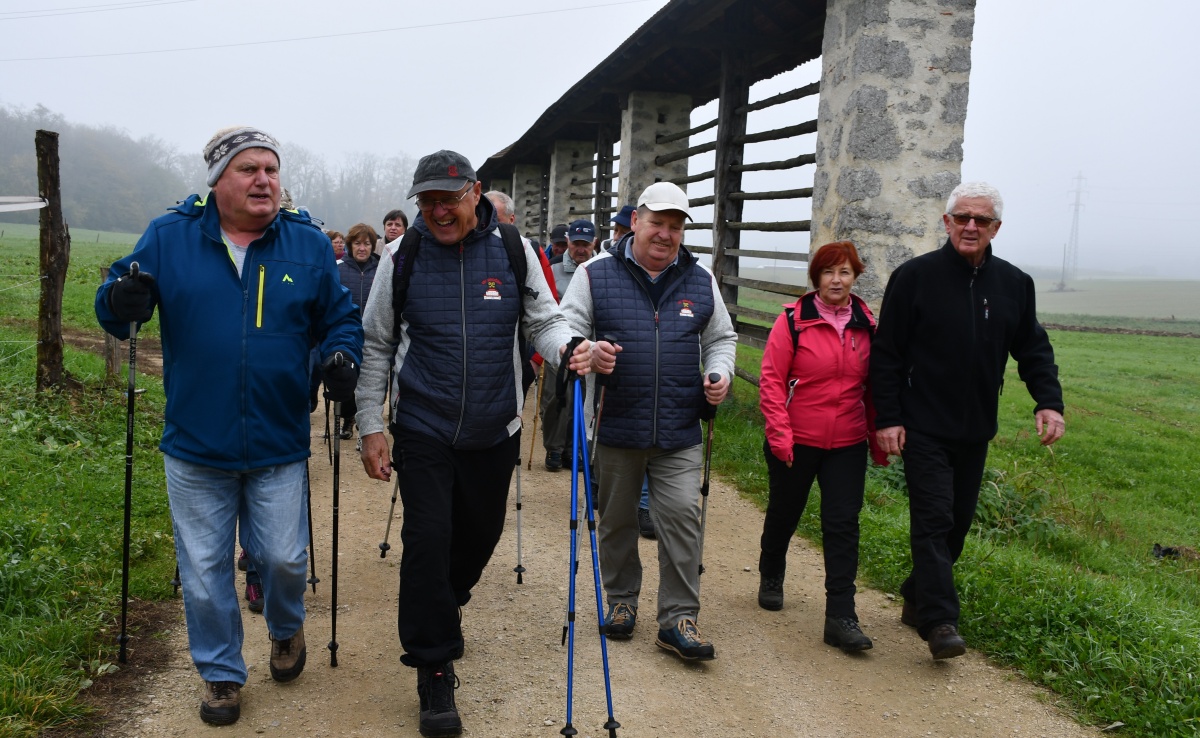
[391,222,533,339]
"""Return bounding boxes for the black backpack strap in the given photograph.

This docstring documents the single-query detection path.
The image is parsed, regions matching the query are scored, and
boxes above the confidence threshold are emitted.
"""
[497,222,534,310]
[390,229,422,340]
[784,306,802,352]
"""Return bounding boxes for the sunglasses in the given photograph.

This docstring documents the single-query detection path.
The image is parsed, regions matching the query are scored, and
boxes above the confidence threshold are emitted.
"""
[948,213,999,228]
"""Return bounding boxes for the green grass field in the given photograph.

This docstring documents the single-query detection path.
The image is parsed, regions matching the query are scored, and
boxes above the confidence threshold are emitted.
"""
[1,230,1198,735]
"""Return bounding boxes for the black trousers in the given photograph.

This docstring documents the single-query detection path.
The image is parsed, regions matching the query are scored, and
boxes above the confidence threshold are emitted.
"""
[759,440,867,619]
[393,427,518,667]
[898,428,989,639]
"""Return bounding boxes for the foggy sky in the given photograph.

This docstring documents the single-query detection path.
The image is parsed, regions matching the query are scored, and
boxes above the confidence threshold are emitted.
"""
[2,0,1197,277]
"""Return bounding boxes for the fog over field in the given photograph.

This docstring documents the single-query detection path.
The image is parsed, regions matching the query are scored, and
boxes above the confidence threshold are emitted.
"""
[1,0,1197,277]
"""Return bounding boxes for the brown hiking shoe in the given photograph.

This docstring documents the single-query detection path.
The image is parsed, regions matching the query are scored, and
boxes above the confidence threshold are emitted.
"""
[200,680,241,725]
[928,623,967,660]
[270,625,307,682]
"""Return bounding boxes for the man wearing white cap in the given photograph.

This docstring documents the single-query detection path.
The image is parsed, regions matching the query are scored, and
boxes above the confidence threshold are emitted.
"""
[560,181,736,661]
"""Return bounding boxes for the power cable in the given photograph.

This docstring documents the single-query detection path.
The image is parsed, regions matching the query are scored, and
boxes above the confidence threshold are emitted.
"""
[0,0,654,62]
[0,0,194,20]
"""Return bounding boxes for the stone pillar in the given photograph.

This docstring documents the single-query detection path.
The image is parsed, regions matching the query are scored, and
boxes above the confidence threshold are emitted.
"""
[618,91,692,206]
[512,164,546,241]
[810,0,975,304]
[548,140,596,230]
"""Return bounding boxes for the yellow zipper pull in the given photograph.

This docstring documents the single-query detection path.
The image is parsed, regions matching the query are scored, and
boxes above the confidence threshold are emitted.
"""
[256,265,265,328]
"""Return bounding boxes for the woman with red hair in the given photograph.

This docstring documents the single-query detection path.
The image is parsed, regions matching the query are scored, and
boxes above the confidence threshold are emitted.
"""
[757,241,887,652]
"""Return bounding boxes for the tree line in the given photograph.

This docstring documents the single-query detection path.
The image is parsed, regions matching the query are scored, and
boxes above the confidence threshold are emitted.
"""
[0,103,415,235]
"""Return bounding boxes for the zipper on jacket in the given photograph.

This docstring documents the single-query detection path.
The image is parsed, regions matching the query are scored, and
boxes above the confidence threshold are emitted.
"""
[256,265,265,328]
[451,243,468,445]
[653,310,661,444]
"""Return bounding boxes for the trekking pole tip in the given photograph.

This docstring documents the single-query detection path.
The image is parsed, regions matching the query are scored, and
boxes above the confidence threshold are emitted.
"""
[378,542,391,558]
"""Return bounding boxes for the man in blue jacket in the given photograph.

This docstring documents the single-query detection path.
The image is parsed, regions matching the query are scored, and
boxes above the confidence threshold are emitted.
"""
[871,181,1065,660]
[95,126,363,726]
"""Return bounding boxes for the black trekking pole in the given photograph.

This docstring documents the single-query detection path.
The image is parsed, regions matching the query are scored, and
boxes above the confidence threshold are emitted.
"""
[118,262,141,664]
[170,565,181,596]
[306,460,319,593]
[514,454,526,584]
[323,397,332,465]
[570,367,620,738]
[698,372,721,577]
[379,475,399,558]
[328,354,344,667]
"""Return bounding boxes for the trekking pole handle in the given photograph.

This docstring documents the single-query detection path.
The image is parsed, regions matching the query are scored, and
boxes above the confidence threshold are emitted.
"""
[129,261,140,280]
[707,372,721,384]
[332,351,344,369]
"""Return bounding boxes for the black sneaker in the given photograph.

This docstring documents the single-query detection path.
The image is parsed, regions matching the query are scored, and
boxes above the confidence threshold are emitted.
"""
[603,602,637,639]
[823,615,873,652]
[199,680,241,725]
[237,549,249,572]
[339,420,354,440]
[245,582,264,614]
[417,662,462,737]
[545,450,562,472]
[655,618,716,661]
[758,573,784,611]
[637,507,657,539]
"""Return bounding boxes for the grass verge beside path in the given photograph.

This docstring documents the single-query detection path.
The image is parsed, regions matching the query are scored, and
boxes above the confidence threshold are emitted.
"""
[1,234,173,736]
[713,329,1200,738]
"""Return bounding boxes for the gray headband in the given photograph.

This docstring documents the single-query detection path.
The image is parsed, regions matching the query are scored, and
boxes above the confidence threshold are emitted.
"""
[203,127,281,186]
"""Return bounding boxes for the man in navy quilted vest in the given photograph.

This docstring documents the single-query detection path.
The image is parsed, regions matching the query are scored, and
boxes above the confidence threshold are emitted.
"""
[559,181,737,662]
[354,150,591,737]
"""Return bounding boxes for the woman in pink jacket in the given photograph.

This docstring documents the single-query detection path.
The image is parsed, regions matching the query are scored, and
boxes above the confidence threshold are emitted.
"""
[757,241,886,653]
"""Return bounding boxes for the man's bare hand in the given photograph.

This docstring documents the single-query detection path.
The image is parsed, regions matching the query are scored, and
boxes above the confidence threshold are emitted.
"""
[704,372,729,405]
[876,425,906,457]
[590,340,621,374]
[360,432,392,481]
[1035,409,1065,446]
[559,340,593,376]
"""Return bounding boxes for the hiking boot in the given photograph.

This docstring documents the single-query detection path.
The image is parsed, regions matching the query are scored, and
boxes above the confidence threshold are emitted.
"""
[928,623,966,660]
[545,450,562,472]
[245,582,264,613]
[823,615,873,652]
[339,420,354,440]
[901,598,918,629]
[604,602,637,639]
[637,507,657,539]
[269,626,307,682]
[758,573,784,611]
[199,680,241,725]
[655,617,716,661]
[237,549,249,572]
[417,662,462,737]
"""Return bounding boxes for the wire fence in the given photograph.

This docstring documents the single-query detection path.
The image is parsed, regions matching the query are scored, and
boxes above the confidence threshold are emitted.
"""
[0,274,48,293]
[0,340,41,364]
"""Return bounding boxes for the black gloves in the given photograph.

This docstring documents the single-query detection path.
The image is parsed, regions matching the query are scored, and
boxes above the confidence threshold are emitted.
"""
[322,351,358,404]
[108,269,156,323]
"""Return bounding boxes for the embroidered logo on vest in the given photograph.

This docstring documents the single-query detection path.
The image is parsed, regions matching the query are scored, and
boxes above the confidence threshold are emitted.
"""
[677,298,695,318]
[282,274,294,283]
[482,278,502,300]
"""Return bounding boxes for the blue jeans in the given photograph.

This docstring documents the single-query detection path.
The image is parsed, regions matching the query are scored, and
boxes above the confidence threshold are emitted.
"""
[164,454,309,683]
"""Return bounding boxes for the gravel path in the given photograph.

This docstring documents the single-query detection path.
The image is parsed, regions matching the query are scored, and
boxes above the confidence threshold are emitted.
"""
[103,402,1101,738]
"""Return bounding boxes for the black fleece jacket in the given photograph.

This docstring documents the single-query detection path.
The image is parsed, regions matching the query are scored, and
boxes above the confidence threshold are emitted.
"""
[870,240,1063,444]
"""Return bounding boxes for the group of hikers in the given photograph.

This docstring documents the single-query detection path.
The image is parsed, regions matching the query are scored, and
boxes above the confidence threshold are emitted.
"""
[96,125,1064,737]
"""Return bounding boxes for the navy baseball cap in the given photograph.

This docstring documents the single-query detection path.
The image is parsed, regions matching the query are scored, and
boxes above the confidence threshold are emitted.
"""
[550,224,569,244]
[568,219,596,242]
[611,205,635,228]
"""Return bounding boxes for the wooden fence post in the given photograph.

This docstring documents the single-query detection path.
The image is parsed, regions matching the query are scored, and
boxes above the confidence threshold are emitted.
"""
[36,129,71,393]
[99,266,121,376]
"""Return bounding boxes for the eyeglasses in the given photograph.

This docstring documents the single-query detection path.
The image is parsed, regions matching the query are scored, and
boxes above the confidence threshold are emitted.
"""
[416,186,471,213]
[949,213,999,228]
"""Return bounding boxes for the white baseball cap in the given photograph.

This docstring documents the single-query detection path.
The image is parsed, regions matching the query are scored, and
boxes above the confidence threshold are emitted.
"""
[637,181,692,221]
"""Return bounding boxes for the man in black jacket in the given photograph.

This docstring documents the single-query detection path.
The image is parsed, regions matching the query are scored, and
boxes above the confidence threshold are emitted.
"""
[870,181,1065,660]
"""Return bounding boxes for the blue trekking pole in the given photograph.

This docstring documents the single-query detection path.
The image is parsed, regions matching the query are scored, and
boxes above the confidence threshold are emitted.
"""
[559,337,620,738]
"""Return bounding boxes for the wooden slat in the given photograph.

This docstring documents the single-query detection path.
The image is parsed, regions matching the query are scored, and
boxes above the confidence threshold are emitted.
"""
[657,118,718,145]
[730,187,812,201]
[733,364,761,386]
[724,275,805,296]
[683,222,714,230]
[732,153,816,173]
[725,248,807,262]
[727,220,811,232]
[735,81,820,115]
[669,169,716,185]
[726,303,781,323]
[655,140,717,166]
[689,195,715,207]
[737,322,772,346]
[733,119,818,145]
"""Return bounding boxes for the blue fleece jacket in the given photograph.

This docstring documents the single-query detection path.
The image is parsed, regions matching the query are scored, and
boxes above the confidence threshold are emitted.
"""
[95,194,363,470]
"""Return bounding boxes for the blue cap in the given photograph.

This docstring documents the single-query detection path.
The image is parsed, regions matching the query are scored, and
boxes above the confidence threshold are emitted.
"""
[611,205,635,228]
[568,219,596,242]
